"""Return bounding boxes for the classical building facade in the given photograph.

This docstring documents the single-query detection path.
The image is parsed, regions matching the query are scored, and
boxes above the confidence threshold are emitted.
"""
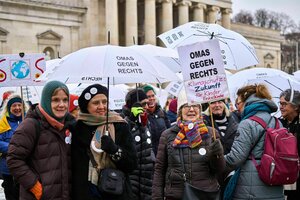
[0,0,283,69]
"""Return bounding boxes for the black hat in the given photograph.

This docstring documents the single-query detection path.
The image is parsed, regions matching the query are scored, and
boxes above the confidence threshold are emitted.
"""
[78,84,108,113]
[125,88,147,109]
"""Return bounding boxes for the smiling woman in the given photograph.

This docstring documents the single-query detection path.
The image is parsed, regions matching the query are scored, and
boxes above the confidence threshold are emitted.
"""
[7,80,75,200]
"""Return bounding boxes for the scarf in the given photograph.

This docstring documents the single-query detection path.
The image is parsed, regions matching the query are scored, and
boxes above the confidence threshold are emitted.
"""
[38,105,64,131]
[241,103,271,120]
[78,111,126,185]
[173,118,209,148]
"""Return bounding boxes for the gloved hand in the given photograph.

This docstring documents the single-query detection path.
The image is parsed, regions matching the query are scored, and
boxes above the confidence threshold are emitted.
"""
[208,139,224,158]
[30,180,42,200]
[101,135,118,154]
[129,103,144,121]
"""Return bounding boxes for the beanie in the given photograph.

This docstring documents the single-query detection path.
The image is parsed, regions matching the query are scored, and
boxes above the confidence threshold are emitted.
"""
[69,94,79,112]
[142,85,156,94]
[169,98,177,114]
[177,87,188,113]
[40,80,69,119]
[125,88,147,109]
[78,84,108,113]
[7,95,22,114]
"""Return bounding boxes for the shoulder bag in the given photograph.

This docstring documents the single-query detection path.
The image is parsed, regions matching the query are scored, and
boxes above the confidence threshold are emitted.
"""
[179,148,220,200]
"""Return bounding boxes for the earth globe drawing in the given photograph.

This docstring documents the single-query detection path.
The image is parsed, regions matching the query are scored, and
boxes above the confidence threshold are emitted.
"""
[11,60,30,79]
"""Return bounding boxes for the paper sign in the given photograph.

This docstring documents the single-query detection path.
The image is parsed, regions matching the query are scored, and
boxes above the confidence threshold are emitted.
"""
[0,53,46,86]
[165,80,184,97]
[177,40,229,103]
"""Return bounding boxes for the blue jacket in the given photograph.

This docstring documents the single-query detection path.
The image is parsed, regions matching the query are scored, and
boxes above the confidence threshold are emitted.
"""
[0,113,22,175]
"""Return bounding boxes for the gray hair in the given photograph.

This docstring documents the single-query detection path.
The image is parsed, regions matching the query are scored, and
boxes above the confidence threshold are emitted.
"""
[280,89,300,108]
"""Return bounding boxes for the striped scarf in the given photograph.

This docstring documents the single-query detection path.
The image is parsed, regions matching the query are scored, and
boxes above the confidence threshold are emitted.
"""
[173,118,209,148]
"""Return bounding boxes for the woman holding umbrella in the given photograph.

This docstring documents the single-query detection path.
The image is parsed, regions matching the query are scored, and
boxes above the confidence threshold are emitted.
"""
[71,84,137,200]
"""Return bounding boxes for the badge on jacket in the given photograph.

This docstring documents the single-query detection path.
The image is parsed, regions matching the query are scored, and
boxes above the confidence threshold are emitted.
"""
[65,129,72,144]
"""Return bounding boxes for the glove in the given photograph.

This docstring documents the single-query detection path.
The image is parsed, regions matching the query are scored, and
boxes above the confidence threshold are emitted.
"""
[208,139,224,158]
[30,180,42,200]
[101,135,118,154]
[129,103,144,121]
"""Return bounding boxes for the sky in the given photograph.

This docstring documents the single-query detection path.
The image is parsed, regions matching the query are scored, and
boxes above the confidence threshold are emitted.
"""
[231,0,300,23]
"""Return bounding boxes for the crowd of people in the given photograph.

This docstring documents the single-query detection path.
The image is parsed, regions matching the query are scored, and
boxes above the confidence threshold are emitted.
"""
[0,81,299,200]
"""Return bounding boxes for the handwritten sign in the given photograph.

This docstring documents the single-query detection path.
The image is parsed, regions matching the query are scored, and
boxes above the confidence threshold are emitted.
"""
[0,53,45,86]
[177,40,229,103]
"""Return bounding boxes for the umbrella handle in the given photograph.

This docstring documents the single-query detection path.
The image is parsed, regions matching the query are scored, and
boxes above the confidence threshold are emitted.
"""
[91,141,104,153]
[90,131,109,153]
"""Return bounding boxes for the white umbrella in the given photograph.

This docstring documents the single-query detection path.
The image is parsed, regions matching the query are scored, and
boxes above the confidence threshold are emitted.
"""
[158,21,259,70]
[129,44,181,73]
[38,58,61,81]
[45,45,179,84]
[228,68,300,117]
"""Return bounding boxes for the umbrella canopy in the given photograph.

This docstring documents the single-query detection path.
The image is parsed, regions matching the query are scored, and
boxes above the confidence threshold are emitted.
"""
[129,44,181,73]
[38,58,61,81]
[158,21,259,70]
[228,68,300,117]
[45,45,179,84]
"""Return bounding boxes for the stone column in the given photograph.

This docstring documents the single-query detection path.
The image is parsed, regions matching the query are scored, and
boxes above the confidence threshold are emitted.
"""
[158,0,175,33]
[221,8,232,29]
[177,1,191,25]
[192,3,206,22]
[144,0,156,45]
[126,0,138,45]
[105,0,119,45]
[207,5,220,24]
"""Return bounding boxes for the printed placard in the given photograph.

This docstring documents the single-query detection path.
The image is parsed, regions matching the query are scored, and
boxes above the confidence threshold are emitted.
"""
[177,40,229,103]
[0,53,45,86]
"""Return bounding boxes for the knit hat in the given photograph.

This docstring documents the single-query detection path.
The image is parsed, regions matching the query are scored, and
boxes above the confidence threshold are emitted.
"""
[40,80,69,119]
[177,87,188,113]
[169,98,177,114]
[78,84,108,113]
[7,95,22,114]
[125,88,147,109]
[69,94,79,112]
[142,85,156,94]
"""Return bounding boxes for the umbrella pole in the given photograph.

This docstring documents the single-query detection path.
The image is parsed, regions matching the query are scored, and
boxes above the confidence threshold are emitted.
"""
[208,102,216,140]
[105,77,110,136]
[20,86,25,121]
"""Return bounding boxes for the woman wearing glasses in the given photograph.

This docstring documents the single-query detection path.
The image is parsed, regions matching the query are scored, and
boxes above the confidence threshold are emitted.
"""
[152,88,225,200]
[122,88,154,200]
[279,89,300,200]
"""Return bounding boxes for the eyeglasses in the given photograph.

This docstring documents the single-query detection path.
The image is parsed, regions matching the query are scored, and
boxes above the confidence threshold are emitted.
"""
[235,101,242,108]
[140,101,149,107]
[278,101,289,108]
[182,104,200,110]
[147,94,155,98]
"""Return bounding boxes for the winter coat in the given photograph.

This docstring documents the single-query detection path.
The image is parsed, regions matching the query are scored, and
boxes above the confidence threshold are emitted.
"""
[0,114,22,175]
[71,120,137,200]
[152,125,225,200]
[147,104,171,155]
[203,111,239,155]
[166,110,177,125]
[280,116,300,196]
[225,96,284,200]
[7,104,74,200]
[125,117,154,200]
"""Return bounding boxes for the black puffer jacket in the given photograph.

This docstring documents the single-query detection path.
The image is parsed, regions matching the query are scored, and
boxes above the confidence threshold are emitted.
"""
[125,117,154,200]
[147,104,170,156]
[71,120,137,200]
[7,104,74,200]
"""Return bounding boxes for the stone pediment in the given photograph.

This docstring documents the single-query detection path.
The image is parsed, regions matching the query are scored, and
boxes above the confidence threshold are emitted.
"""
[264,53,274,60]
[36,30,62,40]
[0,27,9,36]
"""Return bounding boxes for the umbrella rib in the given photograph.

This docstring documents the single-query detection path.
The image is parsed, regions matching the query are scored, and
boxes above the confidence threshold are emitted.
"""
[264,80,283,92]
[241,42,259,63]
